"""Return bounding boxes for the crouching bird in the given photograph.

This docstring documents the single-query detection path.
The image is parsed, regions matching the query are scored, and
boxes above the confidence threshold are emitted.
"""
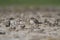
[29,17,42,28]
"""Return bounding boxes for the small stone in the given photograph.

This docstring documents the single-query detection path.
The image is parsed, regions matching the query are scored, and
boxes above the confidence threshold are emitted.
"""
[19,20,25,25]
[44,19,49,25]
[57,13,60,16]
[19,20,26,29]
[0,32,5,34]
[9,17,14,20]
[40,29,45,33]
[9,27,16,31]
[20,24,25,29]
[0,31,6,35]
[55,19,60,26]
[10,19,16,27]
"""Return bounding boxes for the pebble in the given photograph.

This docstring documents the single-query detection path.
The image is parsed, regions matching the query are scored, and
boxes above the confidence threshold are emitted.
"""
[0,30,6,35]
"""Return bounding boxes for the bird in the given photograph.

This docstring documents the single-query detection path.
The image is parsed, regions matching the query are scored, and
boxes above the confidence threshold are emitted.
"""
[30,17,42,24]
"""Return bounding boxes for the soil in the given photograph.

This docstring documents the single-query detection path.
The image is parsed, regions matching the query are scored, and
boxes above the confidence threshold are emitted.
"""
[0,6,60,40]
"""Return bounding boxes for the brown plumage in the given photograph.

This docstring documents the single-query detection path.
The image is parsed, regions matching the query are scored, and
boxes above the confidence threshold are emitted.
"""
[30,17,42,24]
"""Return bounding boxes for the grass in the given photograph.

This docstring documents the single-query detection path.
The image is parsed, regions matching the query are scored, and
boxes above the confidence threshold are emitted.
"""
[0,0,60,6]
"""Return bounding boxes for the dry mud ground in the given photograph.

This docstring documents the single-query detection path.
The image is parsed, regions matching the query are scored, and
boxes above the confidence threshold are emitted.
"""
[0,6,60,40]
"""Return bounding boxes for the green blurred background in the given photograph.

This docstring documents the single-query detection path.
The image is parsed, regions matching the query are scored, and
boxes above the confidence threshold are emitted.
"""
[0,0,60,6]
